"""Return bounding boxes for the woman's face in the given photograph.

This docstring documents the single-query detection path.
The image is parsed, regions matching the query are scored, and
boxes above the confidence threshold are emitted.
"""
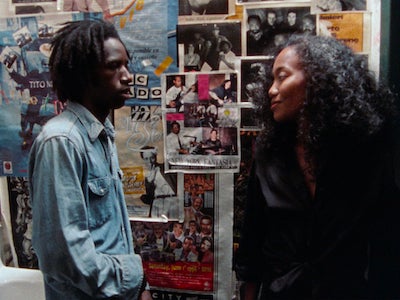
[268,46,306,123]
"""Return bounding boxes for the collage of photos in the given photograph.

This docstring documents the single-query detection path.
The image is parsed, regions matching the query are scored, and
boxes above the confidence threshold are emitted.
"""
[162,72,240,172]
[0,0,374,299]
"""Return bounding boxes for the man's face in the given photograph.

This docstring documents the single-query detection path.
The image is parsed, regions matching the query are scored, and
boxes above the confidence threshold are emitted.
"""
[288,12,296,26]
[173,223,183,235]
[193,197,203,210]
[173,76,183,87]
[267,12,276,26]
[171,123,180,134]
[200,218,212,234]
[248,18,261,33]
[153,225,163,238]
[91,38,133,111]
[302,18,315,32]
[183,238,193,251]
[189,222,197,232]
[142,151,156,168]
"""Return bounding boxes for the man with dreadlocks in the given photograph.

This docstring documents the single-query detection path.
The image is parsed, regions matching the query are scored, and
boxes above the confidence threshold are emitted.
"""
[29,19,152,299]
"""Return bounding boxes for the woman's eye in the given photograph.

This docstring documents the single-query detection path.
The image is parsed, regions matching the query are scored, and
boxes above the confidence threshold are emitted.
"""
[277,73,288,81]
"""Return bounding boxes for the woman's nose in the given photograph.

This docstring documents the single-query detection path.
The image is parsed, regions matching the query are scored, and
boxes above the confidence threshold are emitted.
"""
[268,83,279,97]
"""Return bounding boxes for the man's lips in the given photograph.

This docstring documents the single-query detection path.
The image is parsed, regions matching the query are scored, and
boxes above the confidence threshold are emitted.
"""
[121,87,133,97]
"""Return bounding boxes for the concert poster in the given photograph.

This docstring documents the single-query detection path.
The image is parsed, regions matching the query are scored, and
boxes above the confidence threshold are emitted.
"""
[130,173,216,293]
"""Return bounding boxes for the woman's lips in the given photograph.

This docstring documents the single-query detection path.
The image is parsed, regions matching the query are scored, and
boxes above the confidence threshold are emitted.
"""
[270,100,280,111]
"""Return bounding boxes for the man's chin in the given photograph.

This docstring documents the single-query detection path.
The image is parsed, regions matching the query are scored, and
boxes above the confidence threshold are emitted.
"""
[113,99,127,110]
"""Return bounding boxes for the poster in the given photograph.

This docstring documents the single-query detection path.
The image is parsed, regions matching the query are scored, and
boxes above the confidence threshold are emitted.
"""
[115,0,179,106]
[6,176,38,269]
[0,1,178,177]
[130,173,216,293]
[162,72,240,173]
[114,105,183,220]
[318,12,368,52]
[0,13,82,177]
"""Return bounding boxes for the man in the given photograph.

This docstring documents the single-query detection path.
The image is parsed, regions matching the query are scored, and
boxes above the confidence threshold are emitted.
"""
[280,10,300,34]
[29,20,151,300]
[246,14,267,56]
[184,196,204,228]
[301,14,316,36]
[199,215,213,239]
[218,40,236,71]
[203,24,230,71]
[203,128,223,155]
[139,146,178,218]
[180,236,198,262]
[165,75,188,110]
[166,121,190,155]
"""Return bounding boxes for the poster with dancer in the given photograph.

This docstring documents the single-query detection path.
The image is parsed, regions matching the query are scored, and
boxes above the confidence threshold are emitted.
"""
[114,105,183,221]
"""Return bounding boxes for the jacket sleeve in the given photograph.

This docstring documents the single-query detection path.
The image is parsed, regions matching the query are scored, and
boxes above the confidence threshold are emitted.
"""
[367,128,400,298]
[235,161,268,282]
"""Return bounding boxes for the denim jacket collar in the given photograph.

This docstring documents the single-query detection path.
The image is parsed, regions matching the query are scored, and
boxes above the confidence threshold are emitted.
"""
[66,101,115,143]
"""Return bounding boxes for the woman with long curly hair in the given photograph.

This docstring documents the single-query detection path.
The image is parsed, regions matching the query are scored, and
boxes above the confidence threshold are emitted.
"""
[235,35,400,299]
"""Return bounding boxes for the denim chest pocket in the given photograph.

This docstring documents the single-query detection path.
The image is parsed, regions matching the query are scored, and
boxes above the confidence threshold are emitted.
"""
[87,176,113,229]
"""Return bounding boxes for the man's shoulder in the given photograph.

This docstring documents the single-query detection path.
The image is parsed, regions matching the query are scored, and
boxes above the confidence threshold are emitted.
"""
[41,111,76,135]
[37,110,86,144]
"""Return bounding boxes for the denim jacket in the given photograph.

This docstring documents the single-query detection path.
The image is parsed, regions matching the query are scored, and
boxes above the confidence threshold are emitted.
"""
[29,101,144,299]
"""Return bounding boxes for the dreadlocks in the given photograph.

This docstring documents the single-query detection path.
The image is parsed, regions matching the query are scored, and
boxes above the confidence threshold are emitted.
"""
[49,19,126,103]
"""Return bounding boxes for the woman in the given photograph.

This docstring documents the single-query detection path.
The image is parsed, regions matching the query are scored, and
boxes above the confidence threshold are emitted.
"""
[235,35,400,299]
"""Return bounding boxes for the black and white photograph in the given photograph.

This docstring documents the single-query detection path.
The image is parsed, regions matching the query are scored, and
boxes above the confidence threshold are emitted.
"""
[240,56,273,103]
[244,5,315,56]
[177,21,241,72]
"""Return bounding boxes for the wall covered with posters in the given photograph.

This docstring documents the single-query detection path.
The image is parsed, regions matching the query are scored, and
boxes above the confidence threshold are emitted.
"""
[0,0,380,299]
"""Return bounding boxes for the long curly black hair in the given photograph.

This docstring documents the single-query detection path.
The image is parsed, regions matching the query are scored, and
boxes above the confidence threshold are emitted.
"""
[49,19,127,103]
[254,35,398,169]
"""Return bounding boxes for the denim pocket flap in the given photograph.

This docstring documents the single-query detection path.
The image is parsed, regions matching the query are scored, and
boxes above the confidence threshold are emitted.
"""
[88,176,111,196]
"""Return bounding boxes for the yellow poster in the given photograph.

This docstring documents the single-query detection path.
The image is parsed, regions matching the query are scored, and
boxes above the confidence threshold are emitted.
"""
[319,13,364,52]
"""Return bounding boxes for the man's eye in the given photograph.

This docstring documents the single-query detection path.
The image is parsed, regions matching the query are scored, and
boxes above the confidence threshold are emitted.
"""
[106,62,120,69]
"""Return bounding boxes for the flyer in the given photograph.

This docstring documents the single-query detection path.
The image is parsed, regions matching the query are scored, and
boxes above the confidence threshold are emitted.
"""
[162,72,240,173]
